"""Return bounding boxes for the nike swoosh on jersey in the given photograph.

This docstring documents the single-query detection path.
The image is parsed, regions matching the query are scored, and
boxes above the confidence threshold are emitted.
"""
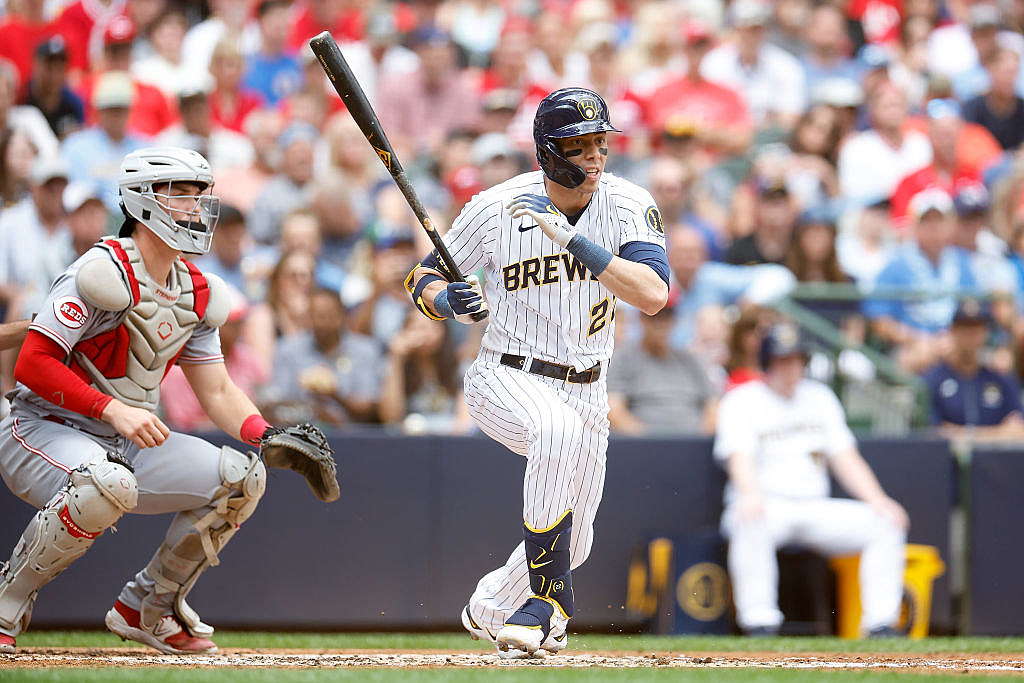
[518,223,536,233]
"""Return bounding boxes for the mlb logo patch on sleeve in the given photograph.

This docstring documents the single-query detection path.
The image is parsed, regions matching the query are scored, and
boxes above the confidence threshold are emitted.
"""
[54,296,89,329]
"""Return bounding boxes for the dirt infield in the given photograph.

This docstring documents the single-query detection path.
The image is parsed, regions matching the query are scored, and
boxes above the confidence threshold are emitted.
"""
[5,648,1024,673]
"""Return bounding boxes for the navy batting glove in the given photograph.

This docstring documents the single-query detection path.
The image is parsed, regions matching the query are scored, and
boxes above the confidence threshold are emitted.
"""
[433,275,488,324]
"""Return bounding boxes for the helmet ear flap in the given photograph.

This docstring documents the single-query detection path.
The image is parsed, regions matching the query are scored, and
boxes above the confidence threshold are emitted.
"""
[537,137,587,189]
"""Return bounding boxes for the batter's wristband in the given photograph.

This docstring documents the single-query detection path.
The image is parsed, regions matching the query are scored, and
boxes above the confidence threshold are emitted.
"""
[241,414,272,446]
[566,234,614,276]
[432,288,454,319]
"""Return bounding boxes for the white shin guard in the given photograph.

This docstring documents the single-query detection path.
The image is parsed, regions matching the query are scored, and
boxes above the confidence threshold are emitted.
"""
[140,446,265,638]
[0,455,137,635]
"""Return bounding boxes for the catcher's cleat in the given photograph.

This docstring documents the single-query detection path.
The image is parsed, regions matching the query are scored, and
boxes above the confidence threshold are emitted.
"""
[105,600,217,655]
[0,633,14,652]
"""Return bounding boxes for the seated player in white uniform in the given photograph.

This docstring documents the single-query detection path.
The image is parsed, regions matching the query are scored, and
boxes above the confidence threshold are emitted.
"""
[0,147,285,655]
[715,322,909,636]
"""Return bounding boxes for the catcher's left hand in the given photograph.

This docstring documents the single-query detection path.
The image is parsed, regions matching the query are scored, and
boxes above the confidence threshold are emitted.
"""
[260,423,340,502]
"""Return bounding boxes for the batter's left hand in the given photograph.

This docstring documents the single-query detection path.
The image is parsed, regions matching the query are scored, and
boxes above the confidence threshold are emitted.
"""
[506,194,577,248]
[871,496,910,531]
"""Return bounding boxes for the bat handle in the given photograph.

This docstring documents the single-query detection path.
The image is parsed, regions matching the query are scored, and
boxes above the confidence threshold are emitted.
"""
[469,310,489,322]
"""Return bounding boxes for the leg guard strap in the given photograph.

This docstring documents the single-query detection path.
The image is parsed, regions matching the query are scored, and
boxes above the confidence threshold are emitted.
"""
[140,447,265,638]
[524,509,574,619]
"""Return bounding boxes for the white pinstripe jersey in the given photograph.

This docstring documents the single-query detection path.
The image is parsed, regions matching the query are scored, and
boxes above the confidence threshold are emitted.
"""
[444,170,666,371]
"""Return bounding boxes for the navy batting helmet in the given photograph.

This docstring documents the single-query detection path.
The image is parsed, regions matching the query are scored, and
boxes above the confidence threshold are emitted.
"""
[534,87,620,189]
[759,322,809,370]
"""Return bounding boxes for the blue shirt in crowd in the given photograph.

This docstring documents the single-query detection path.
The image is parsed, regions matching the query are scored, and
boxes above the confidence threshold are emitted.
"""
[863,244,977,333]
[242,52,302,106]
[923,361,1023,426]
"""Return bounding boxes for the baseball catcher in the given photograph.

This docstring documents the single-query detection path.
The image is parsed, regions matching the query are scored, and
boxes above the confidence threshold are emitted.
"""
[0,147,339,656]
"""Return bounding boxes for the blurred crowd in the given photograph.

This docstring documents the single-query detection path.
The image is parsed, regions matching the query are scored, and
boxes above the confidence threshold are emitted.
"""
[2,0,1024,437]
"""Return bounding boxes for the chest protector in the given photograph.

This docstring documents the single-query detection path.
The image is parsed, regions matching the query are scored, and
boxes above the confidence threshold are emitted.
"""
[70,238,228,411]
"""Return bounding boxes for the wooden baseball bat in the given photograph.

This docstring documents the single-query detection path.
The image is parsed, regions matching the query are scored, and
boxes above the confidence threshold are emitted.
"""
[309,31,487,321]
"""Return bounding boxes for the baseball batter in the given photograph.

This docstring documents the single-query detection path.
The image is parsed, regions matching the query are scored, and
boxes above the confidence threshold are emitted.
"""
[0,147,328,655]
[405,88,669,657]
[715,323,909,636]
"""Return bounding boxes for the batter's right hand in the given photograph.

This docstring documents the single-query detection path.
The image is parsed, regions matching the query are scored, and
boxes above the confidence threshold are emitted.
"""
[101,400,170,449]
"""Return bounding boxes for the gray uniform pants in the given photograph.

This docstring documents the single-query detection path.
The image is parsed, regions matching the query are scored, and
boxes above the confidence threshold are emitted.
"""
[0,410,228,618]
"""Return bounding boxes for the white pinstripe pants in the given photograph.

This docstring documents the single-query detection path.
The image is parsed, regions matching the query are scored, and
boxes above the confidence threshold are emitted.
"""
[462,354,609,632]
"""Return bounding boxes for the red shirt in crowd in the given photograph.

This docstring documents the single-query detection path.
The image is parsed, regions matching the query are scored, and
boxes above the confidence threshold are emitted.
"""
[54,0,123,71]
[77,71,178,136]
[846,0,902,46]
[0,16,86,88]
[210,89,264,134]
[643,76,751,149]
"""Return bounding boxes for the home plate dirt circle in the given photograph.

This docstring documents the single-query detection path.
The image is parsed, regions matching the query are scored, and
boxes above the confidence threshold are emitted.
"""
[5,649,1024,672]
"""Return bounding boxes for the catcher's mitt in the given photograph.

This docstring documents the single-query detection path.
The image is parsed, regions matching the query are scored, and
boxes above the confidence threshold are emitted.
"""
[260,423,340,502]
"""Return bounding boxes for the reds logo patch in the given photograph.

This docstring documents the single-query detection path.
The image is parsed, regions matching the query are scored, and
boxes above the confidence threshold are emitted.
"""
[53,296,88,329]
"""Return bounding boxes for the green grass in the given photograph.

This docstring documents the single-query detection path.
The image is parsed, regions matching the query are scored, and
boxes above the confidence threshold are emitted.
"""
[0,671,996,683]
[13,630,1024,654]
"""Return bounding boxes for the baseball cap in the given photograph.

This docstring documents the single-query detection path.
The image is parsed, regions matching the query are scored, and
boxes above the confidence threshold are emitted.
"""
[411,25,451,48]
[372,230,416,251]
[796,204,836,229]
[576,22,616,53]
[813,77,864,108]
[759,322,809,369]
[445,165,483,205]
[909,187,955,220]
[682,19,715,45]
[857,44,892,71]
[93,70,134,109]
[277,122,319,149]
[757,176,790,199]
[482,88,521,113]
[954,182,991,216]
[472,132,515,166]
[952,297,991,325]
[30,155,70,185]
[104,14,136,46]
[730,0,771,28]
[35,35,68,61]
[62,180,103,213]
[926,97,962,120]
[969,3,1002,30]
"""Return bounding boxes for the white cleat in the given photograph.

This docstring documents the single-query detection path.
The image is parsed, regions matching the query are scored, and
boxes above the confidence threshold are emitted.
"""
[496,623,545,655]
[541,629,567,654]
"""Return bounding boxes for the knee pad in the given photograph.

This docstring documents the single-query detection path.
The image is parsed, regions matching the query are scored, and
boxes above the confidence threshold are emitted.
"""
[524,509,574,619]
[142,446,265,638]
[0,454,136,634]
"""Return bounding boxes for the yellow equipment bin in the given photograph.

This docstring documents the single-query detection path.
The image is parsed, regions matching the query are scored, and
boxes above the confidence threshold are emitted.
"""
[830,544,946,639]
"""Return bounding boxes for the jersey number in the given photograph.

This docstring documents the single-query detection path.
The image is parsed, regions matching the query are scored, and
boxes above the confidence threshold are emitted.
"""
[588,298,614,336]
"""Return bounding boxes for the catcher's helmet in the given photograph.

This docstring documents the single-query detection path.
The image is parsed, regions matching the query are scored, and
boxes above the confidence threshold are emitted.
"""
[534,87,620,189]
[759,322,809,370]
[118,146,221,254]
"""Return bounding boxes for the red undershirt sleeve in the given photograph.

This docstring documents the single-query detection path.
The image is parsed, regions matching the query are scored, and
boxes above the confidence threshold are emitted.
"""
[15,330,114,420]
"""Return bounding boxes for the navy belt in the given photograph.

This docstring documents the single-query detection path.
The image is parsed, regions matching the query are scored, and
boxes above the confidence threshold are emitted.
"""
[500,353,601,384]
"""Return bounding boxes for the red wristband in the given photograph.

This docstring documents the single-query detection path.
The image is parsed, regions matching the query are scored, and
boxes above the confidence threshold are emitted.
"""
[240,414,272,446]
